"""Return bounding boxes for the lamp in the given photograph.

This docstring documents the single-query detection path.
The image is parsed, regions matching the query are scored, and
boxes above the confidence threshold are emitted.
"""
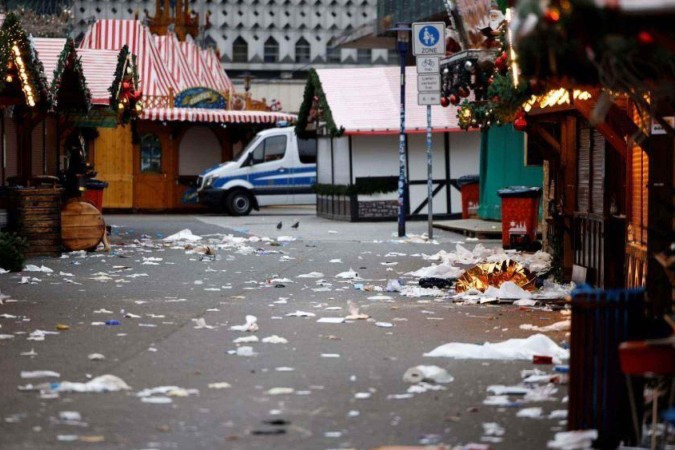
[388,23,411,237]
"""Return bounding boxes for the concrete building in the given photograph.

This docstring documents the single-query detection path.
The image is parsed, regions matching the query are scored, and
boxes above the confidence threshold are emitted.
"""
[71,0,397,112]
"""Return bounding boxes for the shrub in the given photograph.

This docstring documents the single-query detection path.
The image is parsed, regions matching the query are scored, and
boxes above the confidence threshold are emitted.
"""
[0,232,28,272]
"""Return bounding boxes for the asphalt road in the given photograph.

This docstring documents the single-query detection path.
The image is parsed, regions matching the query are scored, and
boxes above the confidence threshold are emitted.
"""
[0,209,569,449]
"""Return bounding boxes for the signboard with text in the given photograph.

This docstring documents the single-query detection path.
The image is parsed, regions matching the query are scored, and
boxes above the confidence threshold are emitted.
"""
[412,22,446,56]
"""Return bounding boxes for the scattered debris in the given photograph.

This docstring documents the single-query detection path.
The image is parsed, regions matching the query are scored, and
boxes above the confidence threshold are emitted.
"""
[403,365,454,384]
[229,315,258,332]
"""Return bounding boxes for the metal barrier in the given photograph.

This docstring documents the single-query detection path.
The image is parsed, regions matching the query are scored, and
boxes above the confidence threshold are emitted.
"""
[569,286,645,448]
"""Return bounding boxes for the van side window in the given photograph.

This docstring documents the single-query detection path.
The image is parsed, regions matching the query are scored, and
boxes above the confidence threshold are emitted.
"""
[251,141,265,165]
[298,138,317,164]
[263,136,287,162]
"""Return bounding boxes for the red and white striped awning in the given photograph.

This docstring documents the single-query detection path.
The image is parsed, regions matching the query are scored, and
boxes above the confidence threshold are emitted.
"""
[31,37,67,85]
[202,46,233,93]
[141,107,296,124]
[154,33,201,92]
[80,19,177,98]
[77,48,120,105]
[180,36,221,92]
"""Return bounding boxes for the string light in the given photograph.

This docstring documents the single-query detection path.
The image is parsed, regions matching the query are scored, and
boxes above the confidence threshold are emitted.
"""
[522,88,593,112]
[10,41,37,107]
[505,8,520,88]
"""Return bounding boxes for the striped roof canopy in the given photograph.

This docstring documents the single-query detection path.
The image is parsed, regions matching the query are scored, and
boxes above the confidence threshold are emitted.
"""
[154,33,200,92]
[80,19,177,98]
[31,37,66,85]
[180,35,221,92]
[77,48,121,105]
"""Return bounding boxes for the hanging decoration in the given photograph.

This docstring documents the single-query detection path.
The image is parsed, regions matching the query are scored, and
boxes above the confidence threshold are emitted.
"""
[511,0,675,118]
[51,38,92,113]
[295,69,344,138]
[109,45,142,124]
[0,13,50,108]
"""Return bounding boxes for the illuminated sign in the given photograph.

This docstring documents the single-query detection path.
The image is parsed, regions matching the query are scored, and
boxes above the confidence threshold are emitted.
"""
[174,87,227,109]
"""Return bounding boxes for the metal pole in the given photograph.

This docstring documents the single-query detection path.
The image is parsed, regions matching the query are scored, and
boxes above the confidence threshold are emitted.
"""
[426,104,433,239]
[397,38,407,237]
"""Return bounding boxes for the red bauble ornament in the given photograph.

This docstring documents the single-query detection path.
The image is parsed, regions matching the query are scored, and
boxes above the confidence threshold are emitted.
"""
[514,117,528,131]
[637,31,654,45]
[132,90,142,101]
[543,8,560,24]
[458,86,470,98]
[122,80,132,91]
[440,96,450,108]
[495,56,506,71]
[449,94,460,105]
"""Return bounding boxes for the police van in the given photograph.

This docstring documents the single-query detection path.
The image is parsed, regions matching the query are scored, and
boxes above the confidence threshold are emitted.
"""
[196,126,317,215]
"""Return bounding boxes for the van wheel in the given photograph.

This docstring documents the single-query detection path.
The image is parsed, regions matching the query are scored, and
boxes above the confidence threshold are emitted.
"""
[225,189,253,216]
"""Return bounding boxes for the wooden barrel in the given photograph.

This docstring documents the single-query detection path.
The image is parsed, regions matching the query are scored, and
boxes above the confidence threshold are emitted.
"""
[61,200,105,251]
[8,188,63,257]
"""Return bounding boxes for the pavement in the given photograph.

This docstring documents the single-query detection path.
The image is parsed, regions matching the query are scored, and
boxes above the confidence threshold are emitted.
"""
[0,207,570,449]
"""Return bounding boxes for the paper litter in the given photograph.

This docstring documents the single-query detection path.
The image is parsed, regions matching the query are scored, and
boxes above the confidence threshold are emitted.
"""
[335,269,359,279]
[21,370,60,379]
[516,407,544,418]
[262,335,288,344]
[229,315,258,332]
[193,318,215,329]
[297,272,324,278]
[163,229,202,242]
[285,311,316,318]
[88,353,105,361]
[317,317,345,324]
[233,335,259,344]
[520,320,571,333]
[23,264,53,273]
[424,334,569,363]
[51,374,131,393]
[547,430,597,449]
[403,365,454,384]
[208,382,231,389]
[267,387,294,395]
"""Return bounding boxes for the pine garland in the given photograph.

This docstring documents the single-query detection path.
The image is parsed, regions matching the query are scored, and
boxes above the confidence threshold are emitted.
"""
[295,68,344,138]
[51,38,92,113]
[108,45,130,109]
[0,13,50,108]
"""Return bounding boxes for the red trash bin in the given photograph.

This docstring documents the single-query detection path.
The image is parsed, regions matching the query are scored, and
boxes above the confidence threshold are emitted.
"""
[498,186,541,249]
[457,175,479,219]
[82,179,108,211]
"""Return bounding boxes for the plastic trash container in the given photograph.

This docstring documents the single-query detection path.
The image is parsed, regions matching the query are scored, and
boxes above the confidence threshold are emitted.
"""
[83,179,108,211]
[457,175,480,219]
[497,186,541,248]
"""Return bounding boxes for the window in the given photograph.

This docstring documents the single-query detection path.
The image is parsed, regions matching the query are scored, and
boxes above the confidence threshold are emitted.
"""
[140,134,162,173]
[298,138,317,164]
[264,37,279,63]
[357,48,371,64]
[295,37,311,64]
[232,36,248,63]
[326,46,341,63]
[250,136,287,165]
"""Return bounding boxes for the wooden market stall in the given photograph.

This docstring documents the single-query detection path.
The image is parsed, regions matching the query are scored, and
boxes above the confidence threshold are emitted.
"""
[78,19,295,211]
[295,67,481,221]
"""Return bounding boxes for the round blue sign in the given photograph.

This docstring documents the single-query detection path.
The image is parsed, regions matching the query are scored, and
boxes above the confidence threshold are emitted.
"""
[418,26,440,47]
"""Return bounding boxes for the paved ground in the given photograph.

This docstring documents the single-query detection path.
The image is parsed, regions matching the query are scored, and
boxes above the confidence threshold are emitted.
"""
[0,207,569,449]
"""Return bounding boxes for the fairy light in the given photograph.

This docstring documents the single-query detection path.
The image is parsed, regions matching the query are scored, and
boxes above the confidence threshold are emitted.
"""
[522,88,593,112]
[505,8,520,88]
[10,41,36,107]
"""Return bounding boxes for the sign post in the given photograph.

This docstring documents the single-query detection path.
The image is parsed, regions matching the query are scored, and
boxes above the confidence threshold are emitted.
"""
[413,22,445,240]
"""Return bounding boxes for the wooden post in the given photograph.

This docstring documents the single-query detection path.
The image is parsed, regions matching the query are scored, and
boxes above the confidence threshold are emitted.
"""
[561,115,578,280]
[646,106,674,316]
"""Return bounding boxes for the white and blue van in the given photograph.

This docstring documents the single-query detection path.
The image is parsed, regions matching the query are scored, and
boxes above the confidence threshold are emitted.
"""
[196,127,317,215]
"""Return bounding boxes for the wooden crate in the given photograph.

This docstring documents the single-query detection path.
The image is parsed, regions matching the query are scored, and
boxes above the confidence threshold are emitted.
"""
[8,188,63,257]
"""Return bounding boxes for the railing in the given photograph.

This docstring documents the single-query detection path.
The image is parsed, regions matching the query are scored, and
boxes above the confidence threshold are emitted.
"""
[142,95,173,109]
[573,213,626,288]
[625,242,648,288]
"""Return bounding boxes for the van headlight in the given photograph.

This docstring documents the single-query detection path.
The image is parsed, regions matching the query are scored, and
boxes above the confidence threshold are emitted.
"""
[203,176,215,188]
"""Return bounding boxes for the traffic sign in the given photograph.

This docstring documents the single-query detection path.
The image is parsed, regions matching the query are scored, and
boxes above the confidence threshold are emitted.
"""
[417,74,441,92]
[412,22,446,57]
[416,56,440,74]
[418,92,441,106]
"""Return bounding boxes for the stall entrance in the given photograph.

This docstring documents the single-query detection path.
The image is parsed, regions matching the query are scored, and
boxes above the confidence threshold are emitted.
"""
[133,131,173,209]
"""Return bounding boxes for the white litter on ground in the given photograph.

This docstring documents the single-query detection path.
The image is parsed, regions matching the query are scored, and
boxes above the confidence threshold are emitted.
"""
[229,315,258,332]
[233,336,259,344]
[286,311,316,318]
[335,268,359,279]
[87,353,105,361]
[547,430,597,449]
[208,382,231,389]
[163,229,202,242]
[267,387,294,395]
[403,365,454,384]
[23,265,53,273]
[520,320,571,333]
[297,272,324,278]
[407,263,462,279]
[192,318,215,329]
[21,370,60,379]
[424,334,569,363]
[317,317,345,324]
[262,335,288,344]
[517,407,544,418]
[55,374,131,393]
[399,286,445,298]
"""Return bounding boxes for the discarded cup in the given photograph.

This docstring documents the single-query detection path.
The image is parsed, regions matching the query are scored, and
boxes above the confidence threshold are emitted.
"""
[532,355,553,365]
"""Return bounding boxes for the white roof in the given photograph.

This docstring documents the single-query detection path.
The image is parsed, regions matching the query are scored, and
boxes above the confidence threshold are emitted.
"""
[315,66,464,135]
